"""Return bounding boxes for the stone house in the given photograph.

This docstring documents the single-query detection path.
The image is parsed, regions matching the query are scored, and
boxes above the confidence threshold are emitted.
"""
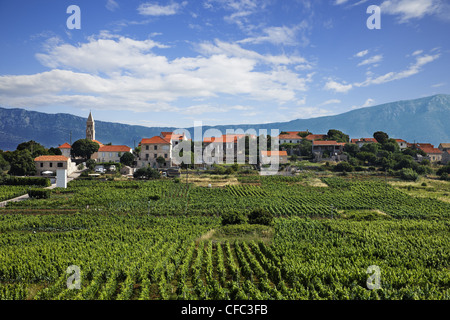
[92,145,132,163]
[260,150,288,165]
[34,155,77,177]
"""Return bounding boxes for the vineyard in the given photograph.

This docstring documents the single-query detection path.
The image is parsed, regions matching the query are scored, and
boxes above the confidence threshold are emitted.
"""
[0,174,449,300]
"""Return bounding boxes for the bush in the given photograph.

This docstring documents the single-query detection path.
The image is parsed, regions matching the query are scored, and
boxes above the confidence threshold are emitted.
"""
[1,176,50,187]
[248,208,273,226]
[28,189,51,199]
[399,168,419,181]
[133,167,160,180]
[221,210,247,226]
[334,162,354,172]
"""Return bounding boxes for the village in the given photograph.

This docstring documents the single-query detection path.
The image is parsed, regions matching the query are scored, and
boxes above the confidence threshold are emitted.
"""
[31,112,450,186]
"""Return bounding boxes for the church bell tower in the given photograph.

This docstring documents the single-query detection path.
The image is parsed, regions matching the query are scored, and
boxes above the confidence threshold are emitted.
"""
[86,111,95,141]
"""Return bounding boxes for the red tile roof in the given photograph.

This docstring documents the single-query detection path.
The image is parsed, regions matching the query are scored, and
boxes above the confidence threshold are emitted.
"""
[261,150,288,156]
[161,132,185,141]
[98,145,131,152]
[58,142,71,149]
[421,147,443,154]
[278,131,308,140]
[34,155,69,162]
[203,134,255,143]
[305,134,328,141]
[351,138,377,144]
[140,136,171,145]
[92,140,104,147]
[395,139,407,143]
[312,140,341,146]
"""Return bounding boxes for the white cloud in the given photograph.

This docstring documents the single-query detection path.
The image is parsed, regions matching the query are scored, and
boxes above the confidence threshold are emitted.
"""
[334,0,349,5]
[181,104,253,115]
[137,1,187,16]
[355,53,440,87]
[380,0,441,22]
[357,54,383,67]
[238,23,308,46]
[351,98,375,110]
[412,50,423,56]
[324,80,353,93]
[106,0,119,11]
[355,50,369,58]
[0,34,312,113]
[431,82,445,88]
[319,99,341,106]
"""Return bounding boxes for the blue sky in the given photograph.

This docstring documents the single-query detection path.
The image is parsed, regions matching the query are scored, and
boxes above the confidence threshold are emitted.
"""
[0,0,449,129]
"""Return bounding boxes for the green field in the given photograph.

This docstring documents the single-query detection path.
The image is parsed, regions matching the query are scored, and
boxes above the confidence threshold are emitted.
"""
[0,175,449,300]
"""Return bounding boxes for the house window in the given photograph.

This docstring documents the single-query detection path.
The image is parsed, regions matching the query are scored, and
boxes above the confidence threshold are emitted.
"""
[145,154,149,160]
[109,153,112,158]
[40,163,43,168]
[102,152,105,157]
[153,146,157,150]
[154,154,157,158]
[49,163,53,167]
[146,146,149,151]
[57,162,63,168]
[164,154,168,159]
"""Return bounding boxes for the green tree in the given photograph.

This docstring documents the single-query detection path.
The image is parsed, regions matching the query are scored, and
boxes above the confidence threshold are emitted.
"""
[299,139,312,158]
[327,129,349,143]
[133,166,160,179]
[297,131,310,138]
[7,150,36,176]
[120,152,135,167]
[86,159,96,170]
[334,162,354,172]
[373,131,389,144]
[248,208,273,226]
[0,153,11,173]
[48,147,63,156]
[344,143,360,157]
[360,143,379,154]
[16,140,47,158]
[221,210,247,226]
[156,156,166,168]
[71,139,100,160]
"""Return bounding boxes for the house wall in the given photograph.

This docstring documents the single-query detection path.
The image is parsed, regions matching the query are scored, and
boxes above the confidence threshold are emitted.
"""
[139,144,172,168]
[60,148,71,158]
[35,159,76,177]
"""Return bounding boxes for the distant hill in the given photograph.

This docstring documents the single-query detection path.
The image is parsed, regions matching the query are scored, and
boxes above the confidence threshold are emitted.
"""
[0,94,449,150]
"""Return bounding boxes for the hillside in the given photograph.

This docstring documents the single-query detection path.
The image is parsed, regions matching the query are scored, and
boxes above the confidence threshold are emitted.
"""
[0,94,449,150]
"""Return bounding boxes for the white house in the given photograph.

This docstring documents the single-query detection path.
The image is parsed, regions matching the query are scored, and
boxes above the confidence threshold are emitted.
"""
[92,145,132,163]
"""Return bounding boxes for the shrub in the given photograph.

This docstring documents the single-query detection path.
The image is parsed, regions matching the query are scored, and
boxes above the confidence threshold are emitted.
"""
[221,210,247,226]
[334,162,354,172]
[1,176,50,187]
[28,189,51,199]
[399,168,419,181]
[247,208,273,226]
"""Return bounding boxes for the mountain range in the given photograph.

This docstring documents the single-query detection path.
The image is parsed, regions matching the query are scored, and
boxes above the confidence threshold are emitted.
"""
[0,94,449,151]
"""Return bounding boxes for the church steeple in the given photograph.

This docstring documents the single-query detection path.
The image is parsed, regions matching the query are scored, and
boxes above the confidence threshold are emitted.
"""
[86,111,95,141]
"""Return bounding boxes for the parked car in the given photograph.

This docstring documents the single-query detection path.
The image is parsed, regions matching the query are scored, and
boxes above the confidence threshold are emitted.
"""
[94,165,105,173]
[109,165,116,171]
